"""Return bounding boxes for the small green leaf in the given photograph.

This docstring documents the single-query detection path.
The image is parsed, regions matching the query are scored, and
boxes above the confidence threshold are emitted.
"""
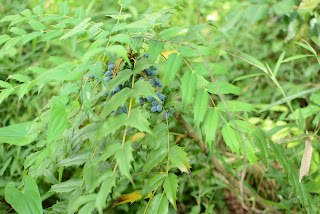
[99,88,130,119]
[60,1,70,16]
[203,108,219,152]
[0,122,39,146]
[33,6,44,15]
[8,74,31,82]
[0,88,15,105]
[146,194,169,214]
[50,179,82,193]
[245,4,269,24]
[130,80,160,103]
[9,27,27,35]
[0,80,13,89]
[47,96,69,143]
[107,45,130,64]
[28,19,46,31]
[107,69,132,93]
[193,89,209,128]
[60,18,91,40]
[143,147,168,173]
[163,173,178,210]
[206,82,242,95]
[0,35,11,45]
[148,40,164,60]
[282,54,314,63]
[109,34,133,48]
[310,93,320,106]
[106,14,132,21]
[168,145,192,175]
[141,173,166,197]
[164,53,182,87]
[5,176,42,214]
[125,109,152,134]
[75,7,86,19]
[115,142,134,182]
[40,30,64,42]
[181,70,197,109]
[273,51,286,77]
[21,32,43,45]
[221,124,241,156]
[217,100,257,112]
[299,0,320,9]
[96,114,126,140]
[96,171,117,214]
[2,36,23,51]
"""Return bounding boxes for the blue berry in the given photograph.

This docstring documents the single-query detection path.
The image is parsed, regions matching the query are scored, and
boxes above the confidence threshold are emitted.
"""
[145,68,152,76]
[159,94,166,101]
[147,96,153,101]
[104,76,111,82]
[153,71,157,76]
[138,57,142,61]
[103,101,108,105]
[139,77,144,80]
[151,106,157,112]
[111,110,115,117]
[105,91,109,95]
[89,74,95,79]
[139,97,145,103]
[144,53,149,58]
[153,66,157,70]
[105,71,112,76]
[108,61,114,66]
[163,112,170,120]
[149,79,154,85]
[118,108,124,114]
[158,82,162,87]
[156,105,163,112]
[169,108,174,114]
[156,92,161,96]
[97,78,101,84]
[108,64,115,71]
[155,78,161,85]
[152,101,158,106]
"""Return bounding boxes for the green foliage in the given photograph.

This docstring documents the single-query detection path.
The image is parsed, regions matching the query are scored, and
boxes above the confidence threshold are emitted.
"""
[0,0,320,213]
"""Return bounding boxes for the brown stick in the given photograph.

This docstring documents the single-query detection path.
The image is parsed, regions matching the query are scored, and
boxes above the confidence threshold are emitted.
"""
[174,112,280,214]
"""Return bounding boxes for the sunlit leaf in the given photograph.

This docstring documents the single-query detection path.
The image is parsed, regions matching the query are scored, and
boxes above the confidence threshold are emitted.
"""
[168,145,192,175]
[163,173,178,210]
[164,53,183,87]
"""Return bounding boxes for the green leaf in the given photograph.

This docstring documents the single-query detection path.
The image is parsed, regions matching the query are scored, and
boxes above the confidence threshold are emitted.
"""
[294,42,316,55]
[141,173,166,197]
[239,52,267,73]
[310,93,320,106]
[8,74,31,82]
[193,89,209,128]
[115,142,134,182]
[130,80,160,103]
[47,96,69,143]
[96,171,117,214]
[143,146,168,173]
[282,54,314,63]
[163,173,178,210]
[273,51,286,77]
[164,53,183,87]
[181,70,197,109]
[107,45,130,64]
[194,63,229,76]
[146,193,169,214]
[168,145,192,175]
[107,69,132,93]
[60,18,91,40]
[159,27,187,40]
[221,124,241,156]
[118,0,134,8]
[33,6,44,15]
[203,108,219,152]
[2,36,23,51]
[132,58,155,75]
[96,114,126,140]
[0,14,22,23]
[0,35,11,45]
[0,80,13,89]
[28,19,46,31]
[125,109,151,133]
[9,27,27,35]
[5,176,42,214]
[148,40,164,60]
[75,7,86,19]
[58,152,90,167]
[0,88,15,105]
[50,179,82,193]
[40,30,64,42]
[99,88,130,119]
[233,73,268,82]
[21,32,43,45]
[88,143,121,168]
[60,1,70,16]
[273,0,294,16]
[0,122,39,146]
[109,34,133,48]
[299,0,320,9]
[206,82,242,95]
[178,45,214,57]
[217,100,257,112]
[245,4,269,24]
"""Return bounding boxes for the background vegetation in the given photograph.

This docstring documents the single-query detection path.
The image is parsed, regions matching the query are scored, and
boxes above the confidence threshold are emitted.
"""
[0,0,320,213]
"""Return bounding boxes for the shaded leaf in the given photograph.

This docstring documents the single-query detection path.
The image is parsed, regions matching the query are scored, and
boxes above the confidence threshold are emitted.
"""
[143,146,168,173]
[115,142,134,182]
[181,70,197,109]
[164,53,183,87]
[50,179,82,193]
[168,145,192,175]
[28,19,46,31]
[0,122,39,146]
[60,18,91,40]
[193,89,209,128]
[142,173,166,197]
[203,108,219,152]
[146,193,169,214]
[107,45,130,64]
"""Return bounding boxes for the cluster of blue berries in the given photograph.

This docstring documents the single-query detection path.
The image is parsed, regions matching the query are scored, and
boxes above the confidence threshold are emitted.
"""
[89,52,174,120]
